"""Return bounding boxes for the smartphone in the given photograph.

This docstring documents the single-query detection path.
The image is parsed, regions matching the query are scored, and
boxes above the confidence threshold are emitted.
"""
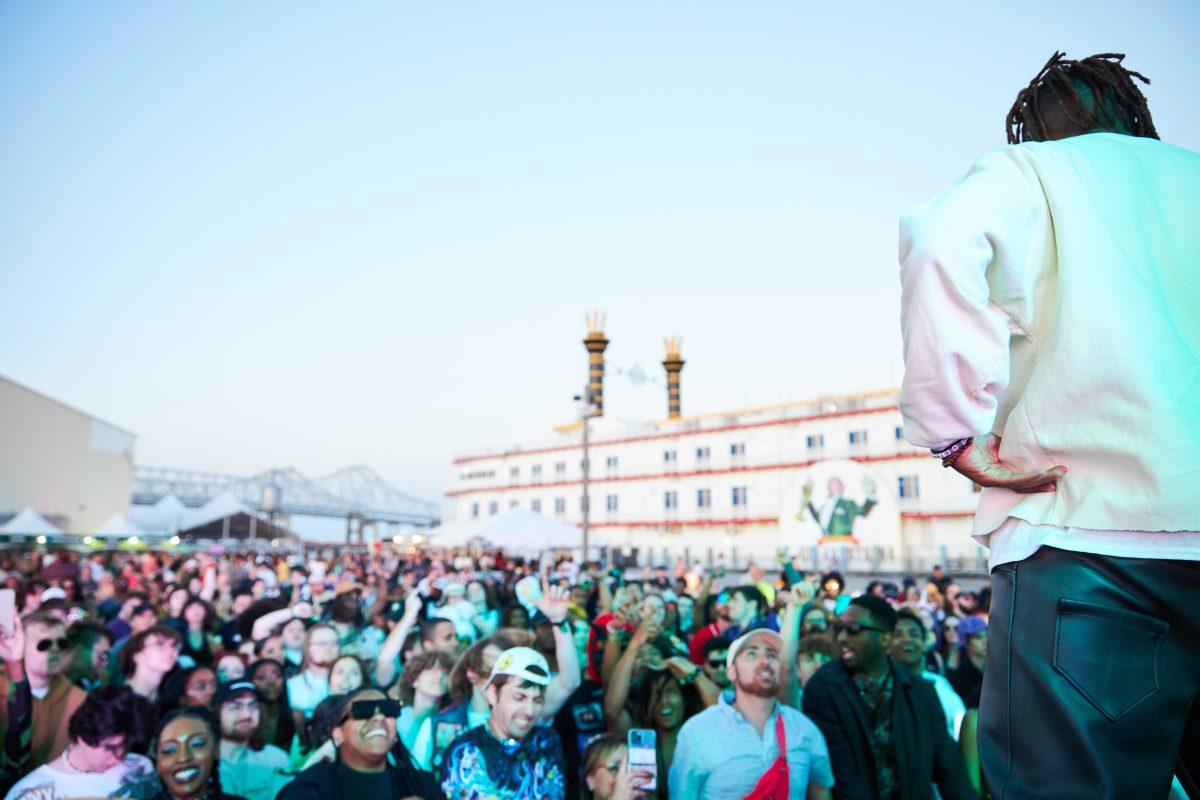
[0,589,15,637]
[627,728,658,792]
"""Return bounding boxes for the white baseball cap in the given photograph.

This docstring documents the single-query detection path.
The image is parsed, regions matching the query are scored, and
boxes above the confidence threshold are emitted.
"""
[486,646,551,688]
[725,628,785,671]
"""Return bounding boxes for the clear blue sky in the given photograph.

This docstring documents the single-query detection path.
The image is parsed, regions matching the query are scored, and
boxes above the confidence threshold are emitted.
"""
[3,2,1197,503]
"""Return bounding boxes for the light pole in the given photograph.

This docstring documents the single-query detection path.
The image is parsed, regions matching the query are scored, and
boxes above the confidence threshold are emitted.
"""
[574,392,597,561]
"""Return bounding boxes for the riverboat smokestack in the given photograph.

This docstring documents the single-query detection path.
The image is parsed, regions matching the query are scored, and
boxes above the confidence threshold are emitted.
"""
[663,336,684,419]
[583,312,609,416]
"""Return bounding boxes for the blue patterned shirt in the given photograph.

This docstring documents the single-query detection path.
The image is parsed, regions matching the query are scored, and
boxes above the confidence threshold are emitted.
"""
[440,724,566,800]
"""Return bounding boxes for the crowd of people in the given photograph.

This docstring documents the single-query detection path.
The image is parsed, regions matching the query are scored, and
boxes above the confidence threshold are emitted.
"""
[0,547,993,799]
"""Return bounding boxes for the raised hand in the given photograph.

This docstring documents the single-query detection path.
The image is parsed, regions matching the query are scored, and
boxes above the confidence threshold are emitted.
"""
[632,617,662,650]
[614,754,654,800]
[951,434,1066,493]
[403,592,423,621]
[536,577,569,624]
[290,601,314,620]
[788,581,815,608]
[663,655,698,680]
[0,614,25,665]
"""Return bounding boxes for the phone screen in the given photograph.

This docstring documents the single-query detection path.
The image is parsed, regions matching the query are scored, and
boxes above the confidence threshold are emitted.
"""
[627,728,657,792]
[0,589,15,637]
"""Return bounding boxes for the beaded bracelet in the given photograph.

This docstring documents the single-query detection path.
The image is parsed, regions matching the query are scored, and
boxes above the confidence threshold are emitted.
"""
[931,437,972,468]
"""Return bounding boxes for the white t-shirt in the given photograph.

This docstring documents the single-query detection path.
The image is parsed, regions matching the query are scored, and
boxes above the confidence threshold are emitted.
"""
[3,754,158,800]
[286,670,330,719]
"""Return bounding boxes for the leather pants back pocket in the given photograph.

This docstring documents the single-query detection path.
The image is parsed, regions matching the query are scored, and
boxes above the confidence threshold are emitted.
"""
[1053,598,1167,722]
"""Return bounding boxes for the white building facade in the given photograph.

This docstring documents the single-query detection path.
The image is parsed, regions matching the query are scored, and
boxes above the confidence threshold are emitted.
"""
[0,375,136,533]
[447,388,988,573]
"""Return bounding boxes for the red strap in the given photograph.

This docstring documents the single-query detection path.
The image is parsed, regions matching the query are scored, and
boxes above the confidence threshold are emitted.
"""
[741,713,790,800]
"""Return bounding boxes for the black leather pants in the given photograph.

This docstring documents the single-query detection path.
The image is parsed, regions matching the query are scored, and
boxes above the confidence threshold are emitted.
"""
[980,546,1200,799]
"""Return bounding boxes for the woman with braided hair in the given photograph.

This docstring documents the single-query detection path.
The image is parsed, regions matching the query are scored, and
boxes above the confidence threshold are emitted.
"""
[151,707,247,800]
[899,50,1200,798]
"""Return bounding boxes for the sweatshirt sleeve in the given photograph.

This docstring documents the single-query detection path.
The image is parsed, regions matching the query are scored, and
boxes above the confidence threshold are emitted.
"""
[898,146,1049,450]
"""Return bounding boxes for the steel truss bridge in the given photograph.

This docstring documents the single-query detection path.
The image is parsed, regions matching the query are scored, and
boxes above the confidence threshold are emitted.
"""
[132,464,439,540]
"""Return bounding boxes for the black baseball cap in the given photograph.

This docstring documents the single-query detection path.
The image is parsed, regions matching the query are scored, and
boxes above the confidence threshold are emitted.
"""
[214,680,262,706]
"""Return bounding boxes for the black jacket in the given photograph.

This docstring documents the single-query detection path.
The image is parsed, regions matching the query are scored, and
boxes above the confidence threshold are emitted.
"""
[801,658,977,800]
[277,757,446,800]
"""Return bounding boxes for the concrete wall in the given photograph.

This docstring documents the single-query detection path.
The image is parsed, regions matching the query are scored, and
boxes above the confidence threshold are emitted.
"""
[0,377,135,532]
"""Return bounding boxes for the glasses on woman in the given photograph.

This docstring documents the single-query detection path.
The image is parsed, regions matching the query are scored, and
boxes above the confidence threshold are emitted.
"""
[345,698,402,722]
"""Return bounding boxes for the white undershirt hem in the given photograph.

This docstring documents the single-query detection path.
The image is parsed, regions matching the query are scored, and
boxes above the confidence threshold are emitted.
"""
[976,517,1200,572]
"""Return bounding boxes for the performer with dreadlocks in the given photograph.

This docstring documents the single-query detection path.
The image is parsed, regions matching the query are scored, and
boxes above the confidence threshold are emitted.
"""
[898,51,1200,798]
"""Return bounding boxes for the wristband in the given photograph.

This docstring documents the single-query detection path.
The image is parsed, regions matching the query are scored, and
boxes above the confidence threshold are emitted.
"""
[931,437,972,468]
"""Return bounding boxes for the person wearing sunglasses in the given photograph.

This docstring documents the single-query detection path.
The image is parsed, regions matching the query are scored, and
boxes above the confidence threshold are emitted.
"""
[278,687,444,800]
[215,681,290,800]
[801,596,977,799]
[0,610,87,772]
[698,637,731,691]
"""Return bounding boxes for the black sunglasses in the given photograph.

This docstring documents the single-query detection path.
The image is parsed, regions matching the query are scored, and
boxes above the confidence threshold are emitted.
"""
[347,698,401,721]
[831,621,890,636]
[36,637,69,652]
[705,659,725,668]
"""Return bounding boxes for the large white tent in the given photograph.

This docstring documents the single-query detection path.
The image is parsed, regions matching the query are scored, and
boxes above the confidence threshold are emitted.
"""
[130,493,189,536]
[92,513,146,538]
[470,508,609,555]
[182,491,255,530]
[0,507,62,535]
[425,519,486,549]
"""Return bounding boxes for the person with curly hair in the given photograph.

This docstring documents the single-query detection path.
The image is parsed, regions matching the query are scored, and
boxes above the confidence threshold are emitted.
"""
[3,685,159,800]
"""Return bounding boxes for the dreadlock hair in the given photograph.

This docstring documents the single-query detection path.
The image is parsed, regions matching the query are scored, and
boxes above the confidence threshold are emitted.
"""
[1006,51,1158,144]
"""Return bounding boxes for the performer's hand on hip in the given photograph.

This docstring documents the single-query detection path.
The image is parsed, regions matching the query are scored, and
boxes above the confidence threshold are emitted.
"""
[952,434,1066,493]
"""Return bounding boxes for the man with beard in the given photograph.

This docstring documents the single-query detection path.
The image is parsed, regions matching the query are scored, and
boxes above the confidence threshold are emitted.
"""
[215,681,290,800]
[670,629,834,799]
[802,596,975,799]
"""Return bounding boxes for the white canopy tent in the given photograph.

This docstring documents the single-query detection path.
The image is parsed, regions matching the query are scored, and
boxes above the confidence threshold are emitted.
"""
[92,513,146,539]
[472,508,609,556]
[182,491,255,530]
[424,519,486,549]
[0,507,62,535]
[130,493,189,536]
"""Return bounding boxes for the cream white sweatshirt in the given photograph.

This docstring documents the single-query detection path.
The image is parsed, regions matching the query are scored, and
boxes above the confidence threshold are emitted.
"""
[898,133,1200,565]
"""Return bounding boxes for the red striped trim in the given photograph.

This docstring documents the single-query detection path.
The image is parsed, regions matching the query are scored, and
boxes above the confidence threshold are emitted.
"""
[473,510,974,531]
[445,450,928,497]
[452,405,899,465]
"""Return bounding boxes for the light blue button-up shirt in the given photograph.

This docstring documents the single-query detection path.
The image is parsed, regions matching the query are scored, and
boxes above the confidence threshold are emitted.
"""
[669,691,834,800]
